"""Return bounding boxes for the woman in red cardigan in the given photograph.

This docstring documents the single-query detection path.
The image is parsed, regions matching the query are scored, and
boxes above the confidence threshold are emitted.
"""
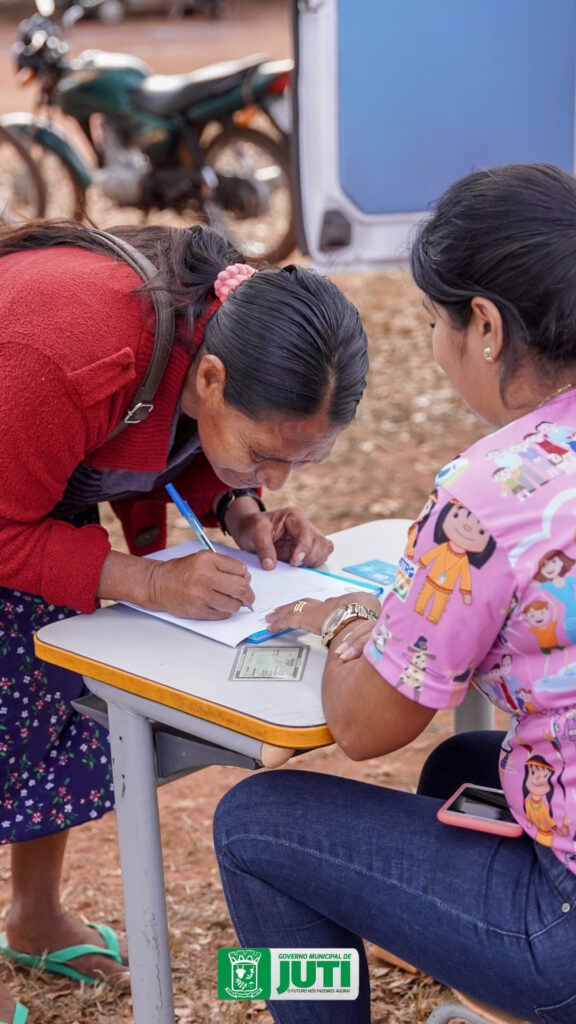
[0,219,368,1024]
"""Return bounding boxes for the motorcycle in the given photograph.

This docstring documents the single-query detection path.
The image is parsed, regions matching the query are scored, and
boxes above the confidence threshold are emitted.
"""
[47,0,224,26]
[1,0,295,262]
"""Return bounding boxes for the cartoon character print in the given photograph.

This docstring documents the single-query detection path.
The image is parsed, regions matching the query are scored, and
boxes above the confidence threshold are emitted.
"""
[508,441,549,484]
[474,659,517,712]
[536,420,576,456]
[488,421,576,502]
[534,549,576,643]
[406,490,438,560]
[522,751,570,847]
[553,707,576,750]
[499,652,523,709]
[521,599,564,660]
[487,442,549,501]
[392,491,439,605]
[366,615,401,663]
[516,436,551,469]
[451,661,474,686]
[413,500,496,625]
[516,686,538,713]
[497,593,520,646]
[434,456,469,488]
[491,466,533,501]
[396,636,436,701]
[522,421,576,478]
[522,433,562,477]
[500,715,521,773]
[474,650,535,714]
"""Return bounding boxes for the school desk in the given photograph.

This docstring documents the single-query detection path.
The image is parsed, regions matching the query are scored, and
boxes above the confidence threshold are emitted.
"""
[34,518,492,1024]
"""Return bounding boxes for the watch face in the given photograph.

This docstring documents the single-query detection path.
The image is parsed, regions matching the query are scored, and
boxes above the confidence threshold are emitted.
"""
[321,603,375,649]
[324,605,351,633]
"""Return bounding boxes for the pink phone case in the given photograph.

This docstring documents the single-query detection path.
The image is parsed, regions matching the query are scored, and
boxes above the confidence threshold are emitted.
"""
[437,783,523,837]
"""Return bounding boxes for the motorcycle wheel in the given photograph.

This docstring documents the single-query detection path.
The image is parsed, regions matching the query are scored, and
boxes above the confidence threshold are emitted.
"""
[24,139,87,221]
[0,125,46,223]
[203,127,295,264]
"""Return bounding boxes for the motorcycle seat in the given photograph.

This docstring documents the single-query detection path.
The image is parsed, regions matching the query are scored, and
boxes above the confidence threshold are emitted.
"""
[130,53,268,117]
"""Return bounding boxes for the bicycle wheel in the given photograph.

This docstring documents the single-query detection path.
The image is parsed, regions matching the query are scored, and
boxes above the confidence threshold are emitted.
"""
[204,126,295,263]
[0,125,46,223]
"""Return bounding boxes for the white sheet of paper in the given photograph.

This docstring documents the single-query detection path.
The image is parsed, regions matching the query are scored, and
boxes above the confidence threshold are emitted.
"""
[120,539,377,647]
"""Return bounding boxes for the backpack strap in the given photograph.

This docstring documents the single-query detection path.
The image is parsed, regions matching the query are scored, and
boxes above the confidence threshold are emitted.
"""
[88,228,176,439]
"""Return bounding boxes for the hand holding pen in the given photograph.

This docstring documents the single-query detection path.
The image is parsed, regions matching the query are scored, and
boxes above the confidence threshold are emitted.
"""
[163,483,255,616]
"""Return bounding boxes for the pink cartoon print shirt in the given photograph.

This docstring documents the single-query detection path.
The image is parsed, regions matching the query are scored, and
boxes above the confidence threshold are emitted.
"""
[365,392,576,873]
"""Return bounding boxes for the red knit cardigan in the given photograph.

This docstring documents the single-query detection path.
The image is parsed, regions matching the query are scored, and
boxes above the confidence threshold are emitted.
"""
[0,247,228,613]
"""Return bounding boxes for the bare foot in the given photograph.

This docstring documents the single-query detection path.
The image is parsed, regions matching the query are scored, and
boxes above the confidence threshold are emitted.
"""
[0,979,30,1023]
[4,910,129,987]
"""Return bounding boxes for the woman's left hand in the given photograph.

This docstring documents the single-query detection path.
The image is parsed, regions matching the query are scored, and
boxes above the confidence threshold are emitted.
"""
[265,596,340,635]
[265,592,380,638]
[230,505,334,570]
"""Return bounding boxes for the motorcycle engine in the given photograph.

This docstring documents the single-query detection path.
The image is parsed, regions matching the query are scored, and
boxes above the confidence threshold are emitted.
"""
[91,119,150,205]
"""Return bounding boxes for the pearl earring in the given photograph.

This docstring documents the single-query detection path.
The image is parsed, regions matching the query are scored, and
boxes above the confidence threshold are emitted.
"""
[484,347,494,363]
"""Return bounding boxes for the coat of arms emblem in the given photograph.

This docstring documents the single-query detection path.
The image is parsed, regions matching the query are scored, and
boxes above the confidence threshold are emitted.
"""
[225,948,263,998]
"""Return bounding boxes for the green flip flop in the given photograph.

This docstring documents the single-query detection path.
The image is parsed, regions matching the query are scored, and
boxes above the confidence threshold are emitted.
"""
[0,922,125,985]
[1,1003,28,1024]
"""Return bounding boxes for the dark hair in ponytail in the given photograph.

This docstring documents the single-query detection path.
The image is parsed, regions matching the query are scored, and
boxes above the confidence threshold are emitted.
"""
[0,219,368,426]
[410,163,576,397]
[202,264,367,425]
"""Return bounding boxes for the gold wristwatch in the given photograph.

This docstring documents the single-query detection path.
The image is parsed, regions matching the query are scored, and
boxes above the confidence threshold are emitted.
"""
[321,602,378,649]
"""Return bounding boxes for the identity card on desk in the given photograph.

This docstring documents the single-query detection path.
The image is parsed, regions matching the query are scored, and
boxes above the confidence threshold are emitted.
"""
[120,539,382,648]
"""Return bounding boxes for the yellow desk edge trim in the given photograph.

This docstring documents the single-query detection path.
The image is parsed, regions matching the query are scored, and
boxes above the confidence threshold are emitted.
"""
[34,635,333,749]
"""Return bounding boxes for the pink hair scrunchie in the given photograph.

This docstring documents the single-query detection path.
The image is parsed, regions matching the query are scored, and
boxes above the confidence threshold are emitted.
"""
[214,262,257,301]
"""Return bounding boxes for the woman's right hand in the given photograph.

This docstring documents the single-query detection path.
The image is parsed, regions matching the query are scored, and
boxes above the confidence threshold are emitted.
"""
[147,550,254,620]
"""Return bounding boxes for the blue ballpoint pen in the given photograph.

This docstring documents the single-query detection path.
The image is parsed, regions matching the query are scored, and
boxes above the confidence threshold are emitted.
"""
[165,482,255,612]
[165,482,215,552]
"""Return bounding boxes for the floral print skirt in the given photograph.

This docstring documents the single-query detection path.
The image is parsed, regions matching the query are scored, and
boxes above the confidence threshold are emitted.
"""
[0,512,114,844]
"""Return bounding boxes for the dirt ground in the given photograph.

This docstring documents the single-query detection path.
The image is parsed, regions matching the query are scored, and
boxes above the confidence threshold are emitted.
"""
[0,3,498,1021]
[0,274,495,1024]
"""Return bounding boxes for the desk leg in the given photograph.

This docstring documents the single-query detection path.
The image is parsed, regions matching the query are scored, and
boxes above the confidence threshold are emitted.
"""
[107,702,175,1024]
[454,687,494,733]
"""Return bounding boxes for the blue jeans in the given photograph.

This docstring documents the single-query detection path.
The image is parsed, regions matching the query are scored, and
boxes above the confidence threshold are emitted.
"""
[213,732,576,1023]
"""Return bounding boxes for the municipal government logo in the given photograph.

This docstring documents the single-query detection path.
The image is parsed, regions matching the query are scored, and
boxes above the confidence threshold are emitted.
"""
[218,948,268,999]
[218,947,359,1001]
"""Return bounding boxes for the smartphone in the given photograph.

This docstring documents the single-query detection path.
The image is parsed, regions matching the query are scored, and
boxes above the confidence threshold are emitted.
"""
[437,783,523,837]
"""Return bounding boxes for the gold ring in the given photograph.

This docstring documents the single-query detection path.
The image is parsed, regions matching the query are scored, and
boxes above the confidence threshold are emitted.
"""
[293,600,307,614]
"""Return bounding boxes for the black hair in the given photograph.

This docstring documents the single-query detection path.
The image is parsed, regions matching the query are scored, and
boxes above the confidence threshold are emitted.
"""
[0,219,368,426]
[522,754,554,808]
[203,263,367,424]
[433,501,496,568]
[409,163,576,399]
